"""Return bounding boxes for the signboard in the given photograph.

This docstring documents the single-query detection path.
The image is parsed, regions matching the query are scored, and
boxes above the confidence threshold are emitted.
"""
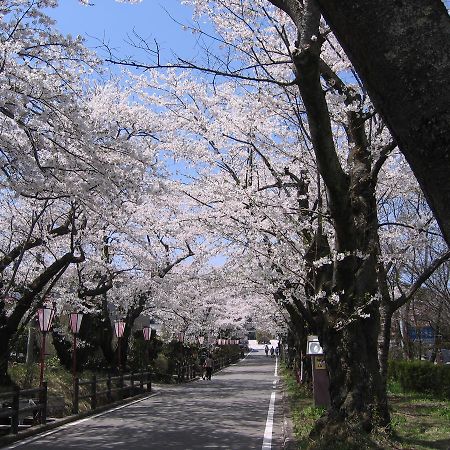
[306,335,324,355]
[407,326,435,344]
[314,356,327,370]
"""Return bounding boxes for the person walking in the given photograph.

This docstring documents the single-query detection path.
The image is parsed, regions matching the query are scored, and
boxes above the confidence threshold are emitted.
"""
[204,354,213,380]
[270,346,275,358]
[265,345,269,357]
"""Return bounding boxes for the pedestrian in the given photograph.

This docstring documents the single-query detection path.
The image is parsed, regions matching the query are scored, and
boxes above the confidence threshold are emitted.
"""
[204,354,213,380]
[275,346,279,357]
[265,345,269,357]
[270,346,275,358]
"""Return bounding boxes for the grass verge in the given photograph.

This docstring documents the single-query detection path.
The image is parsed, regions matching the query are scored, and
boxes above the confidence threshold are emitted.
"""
[388,380,450,450]
[281,368,450,450]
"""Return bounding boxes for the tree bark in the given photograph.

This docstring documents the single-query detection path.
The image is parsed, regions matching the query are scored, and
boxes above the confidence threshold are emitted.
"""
[313,310,389,441]
[314,0,450,244]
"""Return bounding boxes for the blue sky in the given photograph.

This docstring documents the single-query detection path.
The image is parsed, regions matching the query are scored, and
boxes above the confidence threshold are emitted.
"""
[46,0,199,60]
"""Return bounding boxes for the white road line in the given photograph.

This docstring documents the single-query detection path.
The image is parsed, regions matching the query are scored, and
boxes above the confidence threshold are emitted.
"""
[261,391,276,450]
[262,357,279,450]
[6,392,158,449]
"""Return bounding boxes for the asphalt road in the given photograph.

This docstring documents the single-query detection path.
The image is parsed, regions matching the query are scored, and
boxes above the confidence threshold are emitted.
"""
[7,349,282,450]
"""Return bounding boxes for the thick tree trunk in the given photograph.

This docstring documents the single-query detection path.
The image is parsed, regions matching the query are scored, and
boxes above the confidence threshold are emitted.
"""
[314,0,450,244]
[0,332,13,385]
[313,311,390,441]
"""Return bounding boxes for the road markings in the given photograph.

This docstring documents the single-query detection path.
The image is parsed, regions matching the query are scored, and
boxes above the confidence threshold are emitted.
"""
[261,391,276,450]
[262,356,279,450]
[6,392,159,449]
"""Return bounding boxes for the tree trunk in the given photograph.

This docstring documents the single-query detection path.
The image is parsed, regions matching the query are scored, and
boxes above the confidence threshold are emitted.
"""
[25,325,35,365]
[312,311,390,442]
[0,331,13,385]
[378,302,394,389]
[314,0,450,244]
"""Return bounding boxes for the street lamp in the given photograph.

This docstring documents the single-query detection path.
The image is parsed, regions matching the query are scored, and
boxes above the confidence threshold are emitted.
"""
[177,331,185,343]
[69,312,83,380]
[142,326,152,369]
[143,326,152,342]
[37,304,56,387]
[114,319,126,372]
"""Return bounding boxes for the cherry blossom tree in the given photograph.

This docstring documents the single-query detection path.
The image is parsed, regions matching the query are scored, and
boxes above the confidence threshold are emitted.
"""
[105,1,450,440]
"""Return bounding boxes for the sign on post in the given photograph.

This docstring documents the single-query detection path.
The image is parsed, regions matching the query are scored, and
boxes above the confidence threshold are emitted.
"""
[306,336,330,407]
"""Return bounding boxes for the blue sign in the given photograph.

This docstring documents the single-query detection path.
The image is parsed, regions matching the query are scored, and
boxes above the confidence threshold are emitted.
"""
[407,326,435,343]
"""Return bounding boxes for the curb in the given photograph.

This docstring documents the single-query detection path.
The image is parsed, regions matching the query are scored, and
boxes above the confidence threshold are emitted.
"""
[0,390,157,449]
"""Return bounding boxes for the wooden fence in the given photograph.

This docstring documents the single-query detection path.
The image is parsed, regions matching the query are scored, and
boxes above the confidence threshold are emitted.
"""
[73,371,152,414]
[175,354,241,382]
[0,383,47,435]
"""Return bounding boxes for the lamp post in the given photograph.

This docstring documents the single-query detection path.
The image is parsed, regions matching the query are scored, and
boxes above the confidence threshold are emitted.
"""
[142,326,152,369]
[114,319,126,373]
[69,312,83,380]
[143,326,152,342]
[37,305,56,387]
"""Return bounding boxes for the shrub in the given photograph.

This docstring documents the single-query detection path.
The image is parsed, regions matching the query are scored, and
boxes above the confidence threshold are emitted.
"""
[388,360,450,399]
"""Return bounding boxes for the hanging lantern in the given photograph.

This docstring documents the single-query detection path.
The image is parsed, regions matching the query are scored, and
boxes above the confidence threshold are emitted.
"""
[143,326,152,341]
[69,312,84,334]
[37,305,56,333]
[114,319,126,338]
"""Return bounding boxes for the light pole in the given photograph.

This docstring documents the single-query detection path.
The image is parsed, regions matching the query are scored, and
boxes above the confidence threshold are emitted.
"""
[69,312,83,380]
[114,319,126,373]
[37,304,56,387]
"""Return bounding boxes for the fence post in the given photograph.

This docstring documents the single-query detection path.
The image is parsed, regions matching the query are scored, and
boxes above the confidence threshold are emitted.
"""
[119,373,124,400]
[91,375,97,410]
[130,372,134,396]
[72,377,79,414]
[11,386,19,434]
[40,382,47,425]
[146,372,152,392]
[106,373,112,403]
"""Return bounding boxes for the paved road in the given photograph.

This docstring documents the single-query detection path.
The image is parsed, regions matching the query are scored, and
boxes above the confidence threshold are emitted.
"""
[7,350,282,449]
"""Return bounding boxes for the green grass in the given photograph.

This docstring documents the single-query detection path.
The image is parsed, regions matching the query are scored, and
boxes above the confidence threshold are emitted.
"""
[281,369,450,450]
[280,366,325,448]
[389,392,450,449]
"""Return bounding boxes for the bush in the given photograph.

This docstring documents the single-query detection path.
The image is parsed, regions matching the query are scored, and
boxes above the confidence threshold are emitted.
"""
[388,359,450,399]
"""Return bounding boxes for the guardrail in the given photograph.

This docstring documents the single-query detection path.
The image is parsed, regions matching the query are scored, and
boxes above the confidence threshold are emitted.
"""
[73,371,152,414]
[0,383,47,435]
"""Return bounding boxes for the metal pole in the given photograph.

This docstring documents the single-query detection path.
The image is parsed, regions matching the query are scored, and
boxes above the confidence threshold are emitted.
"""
[26,325,34,365]
[72,333,77,380]
[39,332,46,387]
[118,337,122,373]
